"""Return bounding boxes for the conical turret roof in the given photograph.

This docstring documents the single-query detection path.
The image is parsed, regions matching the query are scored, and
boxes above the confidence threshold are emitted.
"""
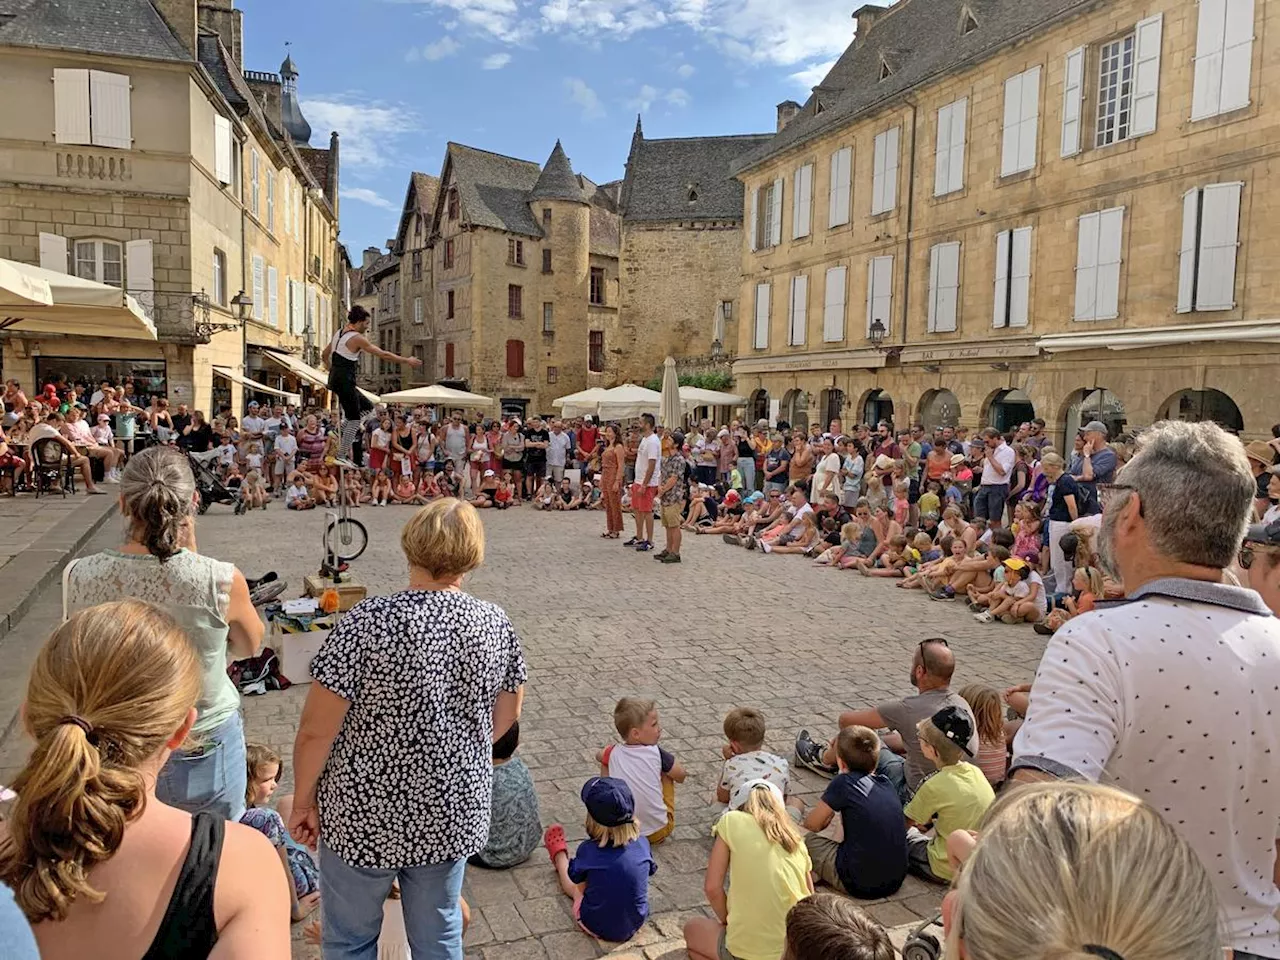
[529,140,586,203]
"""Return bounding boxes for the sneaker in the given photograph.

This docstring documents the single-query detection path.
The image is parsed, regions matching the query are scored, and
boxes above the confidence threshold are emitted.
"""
[929,588,955,602]
[653,550,670,560]
[761,541,772,554]
[659,553,682,564]
[102,470,120,484]
[967,601,984,613]
[722,533,742,546]
[973,611,994,623]
[1033,621,1055,636]
[794,730,838,779]
[635,540,653,552]
[623,536,639,546]
[745,536,758,551]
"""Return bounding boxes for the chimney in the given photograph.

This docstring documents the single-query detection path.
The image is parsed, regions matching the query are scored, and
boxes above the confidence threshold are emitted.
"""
[776,100,802,132]
[363,247,380,269]
[852,3,885,45]
[328,130,340,214]
[197,0,243,67]
[152,0,199,59]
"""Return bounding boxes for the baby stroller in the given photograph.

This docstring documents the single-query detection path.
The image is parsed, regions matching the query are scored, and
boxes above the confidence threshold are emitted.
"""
[188,448,246,515]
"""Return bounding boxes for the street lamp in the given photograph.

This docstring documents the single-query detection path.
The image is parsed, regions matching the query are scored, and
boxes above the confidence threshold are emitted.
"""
[229,290,253,322]
[869,318,886,349]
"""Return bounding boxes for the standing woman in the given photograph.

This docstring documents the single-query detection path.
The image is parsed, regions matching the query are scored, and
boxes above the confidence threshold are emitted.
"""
[788,431,814,490]
[500,420,525,502]
[469,423,490,496]
[297,414,326,471]
[600,423,627,539]
[485,419,502,476]
[390,415,415,484]
[290,500,526,960]
[64,446,264,819]
[370,417,393,475]
[1040,452,1079,591]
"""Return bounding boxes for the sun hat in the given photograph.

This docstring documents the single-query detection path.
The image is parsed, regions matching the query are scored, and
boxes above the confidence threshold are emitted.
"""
[1002,556,1028,571]
[950,453,965,467]
[1244,440,1274,467]
[728,778,784,811]
[874,454,895,471]
[581,777,635,828]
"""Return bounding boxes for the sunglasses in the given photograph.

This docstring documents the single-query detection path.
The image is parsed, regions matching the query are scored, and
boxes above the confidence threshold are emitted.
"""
[1239,544,1280,570]
[918,637,949,659]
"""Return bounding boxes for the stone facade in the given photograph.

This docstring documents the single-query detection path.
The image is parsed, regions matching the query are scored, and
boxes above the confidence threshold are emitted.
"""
[732,0,1280,444]
[391,172,440,386]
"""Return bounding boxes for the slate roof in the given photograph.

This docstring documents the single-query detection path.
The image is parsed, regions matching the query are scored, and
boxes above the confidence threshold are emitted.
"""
[446,143,546,238]
[0,0,192,62]
[623,132,773,223]
[530,141,588,203]
[198,31,249,110]
[296,146,332,195]
[393,172,441,253]
[589,206,620,257]
[732,0,1093,175]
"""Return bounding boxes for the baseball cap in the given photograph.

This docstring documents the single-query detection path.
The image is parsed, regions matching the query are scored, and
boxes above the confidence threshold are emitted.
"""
[928,705,975,757]
[581,777,635,828]
[97,413,109,422]
[1244,519,1280,546]
[1245,440,1274,466]
[583,414,594,423]
[248,400,259,407]
[717,428,730,438]
[723,489,742,505]
[1082,420,1109,436]
[483,469,495,477]
[728,778,784,811]
[671,430,686,447]
[746,491,764,503]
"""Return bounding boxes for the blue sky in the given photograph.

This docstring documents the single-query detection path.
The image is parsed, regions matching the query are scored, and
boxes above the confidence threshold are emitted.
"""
[239,0,868,255]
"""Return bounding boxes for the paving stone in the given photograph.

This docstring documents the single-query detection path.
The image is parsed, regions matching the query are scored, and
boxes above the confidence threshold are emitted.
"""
[866,899,923,928]
[480,901,531,942]
[536,931,604,959]
[514,895,577,934]
[482,940,547,960]
[462,909,494,947]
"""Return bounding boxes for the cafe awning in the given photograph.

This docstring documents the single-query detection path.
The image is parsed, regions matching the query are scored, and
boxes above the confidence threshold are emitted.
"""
[0,258,157,341]
[261,349,328,389]
[213,366,300,404]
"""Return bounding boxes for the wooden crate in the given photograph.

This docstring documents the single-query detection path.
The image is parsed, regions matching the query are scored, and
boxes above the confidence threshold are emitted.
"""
[302,575,367,612]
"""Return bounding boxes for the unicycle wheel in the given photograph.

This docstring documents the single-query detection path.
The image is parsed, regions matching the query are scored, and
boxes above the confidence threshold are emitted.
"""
[324,517,368,562]
[902,933,941,960]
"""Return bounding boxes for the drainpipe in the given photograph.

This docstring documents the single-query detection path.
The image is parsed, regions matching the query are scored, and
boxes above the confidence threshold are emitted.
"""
[901,98,919,351]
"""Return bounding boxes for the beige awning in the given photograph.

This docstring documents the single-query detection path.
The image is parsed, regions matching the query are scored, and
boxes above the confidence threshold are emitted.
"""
[213,366,301,404]
[1037,319,1280,353]
[0,258,156,341]
[261,349,329,389]
[0,259,53,308]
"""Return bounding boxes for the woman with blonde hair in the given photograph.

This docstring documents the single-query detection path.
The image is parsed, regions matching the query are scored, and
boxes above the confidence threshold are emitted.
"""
[942,781,1223,960]
[0,600,288,959]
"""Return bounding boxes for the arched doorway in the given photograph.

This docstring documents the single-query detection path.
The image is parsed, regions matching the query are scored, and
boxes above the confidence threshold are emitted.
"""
[918,389,960,431]
[1062,388,1126,442]
[861,389,894,429]
[781,389,810,431]
[1156,388,1244,433]
[987,389,1036,433]
[820,388,845,430]
[749,388,769,425]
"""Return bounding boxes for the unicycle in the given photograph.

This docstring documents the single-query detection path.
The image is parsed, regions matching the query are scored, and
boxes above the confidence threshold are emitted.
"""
[323,459,367,565]
[901,914,943,960]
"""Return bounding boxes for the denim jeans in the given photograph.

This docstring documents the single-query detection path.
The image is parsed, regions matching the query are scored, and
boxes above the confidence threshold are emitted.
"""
[156,711,246,821]
[737,457,756,491]
[876,748,911,806]
[320,844,467,960]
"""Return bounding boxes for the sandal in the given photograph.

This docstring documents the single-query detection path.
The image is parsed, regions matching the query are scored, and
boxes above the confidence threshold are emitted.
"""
[544,824,568,863]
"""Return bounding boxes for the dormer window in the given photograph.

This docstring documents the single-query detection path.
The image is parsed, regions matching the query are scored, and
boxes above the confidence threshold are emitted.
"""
[961,8,978,34]
[878,58,893,81]
[687,184,699,203]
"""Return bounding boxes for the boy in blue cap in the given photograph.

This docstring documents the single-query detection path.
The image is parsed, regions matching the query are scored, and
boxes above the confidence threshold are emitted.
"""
[542,777,657,943]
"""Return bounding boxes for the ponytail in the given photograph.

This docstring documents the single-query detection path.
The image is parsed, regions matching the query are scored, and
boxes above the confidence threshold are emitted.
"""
[117,446,195,562]
[742,784,804,854]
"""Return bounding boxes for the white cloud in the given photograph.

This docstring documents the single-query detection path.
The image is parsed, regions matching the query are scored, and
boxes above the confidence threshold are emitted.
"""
[565,77,606,119]
[627,84,659,113]
[299,96,419,169]
[482,52,512,69]
[676,62,695,79]
[341,187,399,211]
[423,36,462,59]
[665,87,690,108]
[404,46,421,62]
[789,58,836,90]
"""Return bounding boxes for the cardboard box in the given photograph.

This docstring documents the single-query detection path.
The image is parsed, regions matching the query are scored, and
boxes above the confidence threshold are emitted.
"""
[302,575,367,611]
[275,626,330,685]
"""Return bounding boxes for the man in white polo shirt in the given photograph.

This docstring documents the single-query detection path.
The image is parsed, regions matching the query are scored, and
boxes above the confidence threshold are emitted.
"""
[973,427,1015,530]
[1012,420,1280,960]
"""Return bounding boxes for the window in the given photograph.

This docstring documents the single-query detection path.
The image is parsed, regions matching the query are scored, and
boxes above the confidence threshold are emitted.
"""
[543,207,552,225]
[252,254,265,321]
[505,339,525,378]
[993,227,1033,328]
[1095,35,1135,146]
[447,189,459,220]
[753,282,771,349]
[212,249,226,306]
[1192,0,1253,120]
[250,150,260,217]
[1178,182,1243,313]
[53,69,131,149]
[446,289,455,319]
[1061,47,1086,157]
[871,128,899,215]
[508,284,522,318]
[445,342,455,377]
[413,296,423,324]
[588,330,604,372]
[1000,66,1041,176]
[542,248,553,273]
[961,9,978,33]
[267,266,279,326]
[590,267,605,305]
[934,98,968,196]
[1074,207,1125,321]
[547,366,558,384]
[866,255,893,337]
[721,300,733,321]
[508,238,524,266]
[74,239,122,286]
[214,115,233,184]
[792,163,813,239]
[828,147,852,228]
[414,216,422,238]
[443,239,455,270]
[878,58,893,82]
[412,250,422,281]
[823,266,847,342]
[787,274,808,345]
[266,172,275,231]
[926,242,961,333]
[749,179,783,251]
[543,302,554,333]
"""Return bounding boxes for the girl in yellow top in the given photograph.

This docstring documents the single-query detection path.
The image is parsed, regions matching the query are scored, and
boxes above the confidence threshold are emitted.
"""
[684,780,813,960]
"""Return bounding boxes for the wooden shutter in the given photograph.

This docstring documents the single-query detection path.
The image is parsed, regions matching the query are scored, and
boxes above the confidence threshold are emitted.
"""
[753,282,771,349]
[867,256,893,336]
[267,266,278,326]
[1177,189,1200,313]
[872,128,899,214]
[1193,0,1227,119]
[928,242,960,333]
[214,116,232,184]
[1009,227,1032,327]
[993,230,1011,328]
[1061,47,1085,157]
[89,71,131,149]
[829,147,851,228]
[770,177,784,247]
[1131,14,1163,136]
[788,274,808,345]
[934,102,953,198]
[250,150,259,215]
[749,187,759,251]
[947,98,966,194]
[506,339,524,378]
[823,266,847,342]
[445,342,455,377]
[1220,0,1254,113]
[1196,182,1242,310]
[1074,212,1100,320]
[1095,207,1124,320]
[54,69,91,145]
[39,232,68,272]
[125,239,154,320]
[1001,73,1022,175]
[266,173,275,231]
[252,255,264,321]
[792,164,812,239]
[1002,68,1039,175]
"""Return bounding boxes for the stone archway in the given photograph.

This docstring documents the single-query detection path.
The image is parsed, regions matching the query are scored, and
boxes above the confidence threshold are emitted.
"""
[1156,388,1244,433]
[859,388,895,429]
[918,389,961,431]
[820,388,846,431]
[749,388,769,424]
[984,388,1036,433]
[781,389,810,431]
[1060,387,1127,442]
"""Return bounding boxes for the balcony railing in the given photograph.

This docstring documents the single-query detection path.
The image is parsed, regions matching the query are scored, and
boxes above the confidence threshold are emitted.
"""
[56,152,132,182]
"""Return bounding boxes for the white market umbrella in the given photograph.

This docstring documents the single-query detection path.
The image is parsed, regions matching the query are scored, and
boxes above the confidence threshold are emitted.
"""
[552,387,609,418]
[679,386,747,409]
[379,384,496,407]
[358,387,382,405]
[0,258,156,340]
[596,383,663,420]
[658,357,682,428]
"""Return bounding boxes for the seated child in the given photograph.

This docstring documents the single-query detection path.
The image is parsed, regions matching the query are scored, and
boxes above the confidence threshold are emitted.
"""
[717,707,790,805]
[1011,505,1042,561]
[343,468,366,507]
[904,706,995,883]
[813,520,860,566]
[532,477,557,510]
[369,470,393,506]
[917,480,942,519]
[311,464,338,506]
[392,473,421,505]
[240,744,320,921]
[964,545,1013,608]
[285,472,314,510]
[800,726,908,899]
[416,470,440,501]
[471,721,542,869]
[974,555,1044,624]
[903,534,968,591]
[760,512,819,555]
[683,780,813,960]
[1035,564,1103,635]
[861,534,913,579]
[782,894,894,960]
[470,469,500,508]
[543,777,657,943]
[436,461,462,498]
[224,462,243,490]
[494,474,514,509]
[580,481,601,510]
[598,697,686,845]
[959,684,1008,787]
[241,469,268,510]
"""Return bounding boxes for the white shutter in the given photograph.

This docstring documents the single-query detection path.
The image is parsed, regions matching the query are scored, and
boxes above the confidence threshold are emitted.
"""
[1131,14,1163,136]
[1002,68,1039,175]
[89,71,131,149]
[1220,0,1254,113]
[1096,207,1124,320]
[927,242,960,333]
[788,275,808,345]
[947,98,966,193]
[792,164,812,239]
[1009,226,1032,327]
[1074,212,1100,321]
[267,266,279,326]
[749,187,759,251]
[125,239,154,320]
[250,151,260,216]
[770,177,784,247]
[829,147,851,228]
[867,255,893,336]
[1177,189,1200,314]
[823,265,847,342]
[252,255,264,321]
[266,173,275,231]
[934,102,953,198]
[1061,47,1085,157]
[1001,73,1022,175]
[872,133,886,213]
[39,233,68,272]
[753,282,771,349]
[993,230,1011,329]
[1196,182,1242,310]
[214,116,231,184]
[53,69,91,145]
[1193,0,1227,119]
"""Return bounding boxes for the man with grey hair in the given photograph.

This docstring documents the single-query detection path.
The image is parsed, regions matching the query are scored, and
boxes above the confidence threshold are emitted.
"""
[1012,420,1280,960]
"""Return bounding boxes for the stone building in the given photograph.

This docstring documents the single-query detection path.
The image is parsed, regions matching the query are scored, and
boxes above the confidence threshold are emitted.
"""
[732,0,1279,443]
[354,247,402,395]
[430,141,620,417]
[390,172,441,385]
[0,0,342,413]
[615,118,771,386]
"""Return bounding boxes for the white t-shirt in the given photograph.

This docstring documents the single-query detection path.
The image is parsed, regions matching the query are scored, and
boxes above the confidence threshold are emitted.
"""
[26,423,63,445]
[1012,579,1280,957]
[606,743,670,837]
[811,452,842,501]
[263,416,281,439]
[980,441,1016,485]
[1026,570,1047,614]
[241,415,265,437]
[274,434,298,459]
[635,433,662,487]
[286,483,308,504]
[218,443,237,466]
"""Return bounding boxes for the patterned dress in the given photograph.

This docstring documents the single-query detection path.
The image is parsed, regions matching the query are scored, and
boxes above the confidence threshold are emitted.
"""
[239,806,320,897]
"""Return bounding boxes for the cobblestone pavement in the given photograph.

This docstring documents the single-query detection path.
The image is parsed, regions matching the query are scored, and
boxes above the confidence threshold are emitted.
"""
[192,502,1049,958]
